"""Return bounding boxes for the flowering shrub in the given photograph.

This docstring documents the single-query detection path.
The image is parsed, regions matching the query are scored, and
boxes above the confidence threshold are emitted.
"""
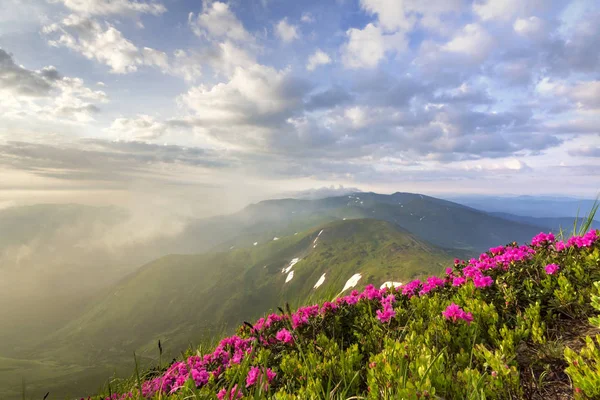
[94,229,600,400]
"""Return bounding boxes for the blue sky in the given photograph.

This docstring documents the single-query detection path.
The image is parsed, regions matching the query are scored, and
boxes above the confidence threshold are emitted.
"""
[0,0,599,214]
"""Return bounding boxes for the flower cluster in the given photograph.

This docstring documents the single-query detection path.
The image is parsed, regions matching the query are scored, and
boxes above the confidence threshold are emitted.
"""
[531,232,555,247]
[275,328,294,344]
[246,366,276,388]
[442,303,473,324]
[376,294,396,323]
[217,385,243,400]
[139,335,253,397]
[544,263,560,275]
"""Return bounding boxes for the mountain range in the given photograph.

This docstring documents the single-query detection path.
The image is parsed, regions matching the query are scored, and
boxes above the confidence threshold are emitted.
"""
[1,192,596,399]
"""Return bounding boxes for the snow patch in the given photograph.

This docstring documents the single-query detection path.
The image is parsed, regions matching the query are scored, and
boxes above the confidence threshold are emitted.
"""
[253,242,258,246]
[342,273,362,292]
[313,229,324,246]
[313,273,326,289]
[283,258,300,274]
[273,237,279,241]
[380,281,403,289]
[285,270,294,283]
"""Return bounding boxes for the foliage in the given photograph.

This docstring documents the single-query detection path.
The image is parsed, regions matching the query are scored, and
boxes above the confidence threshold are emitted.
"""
[93,228,600,400]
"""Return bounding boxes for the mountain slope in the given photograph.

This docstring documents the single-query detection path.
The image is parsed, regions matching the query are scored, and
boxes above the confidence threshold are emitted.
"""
[40,219,460,364]
[2,219,468,399]
[96,229,600,400]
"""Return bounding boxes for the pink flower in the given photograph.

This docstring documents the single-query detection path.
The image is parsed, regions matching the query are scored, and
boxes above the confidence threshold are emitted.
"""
[544,263,560,275]
[246,367,276,389]
[452,276,466,287]
[376,307,395,323]
[402,279,421,297]
[442,303,473,324]
[473,275,493,288]
[531,232,555,247]
[191,369,209,386]
[217,385,243,400]
[246,367,260,387]
[275,328,294,344]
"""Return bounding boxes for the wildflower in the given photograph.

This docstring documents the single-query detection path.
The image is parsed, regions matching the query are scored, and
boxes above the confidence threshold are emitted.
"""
[452,276,466,287]
[376,307,396,323]
[217,385,243,400]
[191,369,209,386]
[246,367,276,389]
[544,263,560,275]
[275,328,294,344]
[402,279,421,297]
[473,274,493,288]
[531,232,555,246]
[442,303,473,324]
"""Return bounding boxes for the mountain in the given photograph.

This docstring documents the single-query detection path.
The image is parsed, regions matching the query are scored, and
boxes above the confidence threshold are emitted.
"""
[205,192,547,252]
[444,194,599,220]
[7,219,465,399]
[0,194,547,354]
[490,212,600,232]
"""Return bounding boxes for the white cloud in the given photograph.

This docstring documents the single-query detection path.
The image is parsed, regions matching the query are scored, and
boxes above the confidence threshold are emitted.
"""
[44,15,168,74]
[441,23,493,62]
[306,49,332,71]
[537,79,600,109]
[341,23,406,69]
[179,64,309,127]
[275,18,299,43]
[301,12,315,23]
[359,0,465,33]
[188,1,251,42]
[106,115,167,140]
[50,0,166,16]
[0,50,107,124]
[473,0,542,21]
[513,16,546,39]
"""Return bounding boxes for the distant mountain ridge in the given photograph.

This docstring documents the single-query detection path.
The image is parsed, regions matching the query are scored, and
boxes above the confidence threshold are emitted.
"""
[444,194,599,220]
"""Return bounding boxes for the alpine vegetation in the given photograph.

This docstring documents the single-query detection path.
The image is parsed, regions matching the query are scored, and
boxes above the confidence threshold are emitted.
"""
[94,229,600,399]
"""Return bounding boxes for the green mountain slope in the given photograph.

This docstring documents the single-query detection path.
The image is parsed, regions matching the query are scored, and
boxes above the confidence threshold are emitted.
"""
[8,219,464,399]
[45,219,460,360]
[95,229,600,400]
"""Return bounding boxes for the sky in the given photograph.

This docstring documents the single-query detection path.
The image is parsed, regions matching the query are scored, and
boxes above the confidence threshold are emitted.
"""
[1,0,599,216]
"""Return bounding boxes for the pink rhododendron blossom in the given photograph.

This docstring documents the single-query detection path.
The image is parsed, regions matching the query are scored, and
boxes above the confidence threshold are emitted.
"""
[275,328,294,344]
[473,275,493,288]
[442,303,473,324]
[531,232,555,246]
[452,276,466,287]
[544,263,560,275]
[217,385,243,400]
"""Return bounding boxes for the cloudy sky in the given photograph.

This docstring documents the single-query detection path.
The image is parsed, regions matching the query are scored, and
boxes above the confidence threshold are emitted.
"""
[1,0,599,214]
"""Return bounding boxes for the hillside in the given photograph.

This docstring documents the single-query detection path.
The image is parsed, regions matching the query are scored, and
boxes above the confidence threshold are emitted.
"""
[96,228,600,400]
[8,219,463,399]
